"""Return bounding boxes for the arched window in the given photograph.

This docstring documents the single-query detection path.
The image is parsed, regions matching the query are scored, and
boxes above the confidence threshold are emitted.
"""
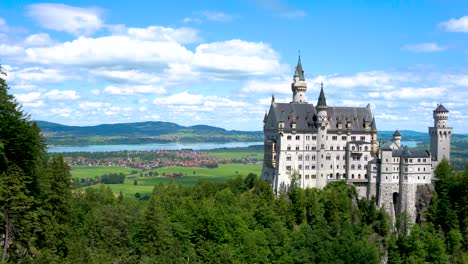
[287,145,291,151]
[296,145,300,151]
[365,146,368,151]
[305,155,310,161]
[336,154,340,160]
[298,164,302,170]
[298,154,303,161]
[312,155,316,161]
[326,154,331,160]
[352,146,356,151]
[358,164,362,170]
[351,164,355,170]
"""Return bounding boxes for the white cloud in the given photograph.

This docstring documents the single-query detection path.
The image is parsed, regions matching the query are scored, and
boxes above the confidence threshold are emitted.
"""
[153,91,204,105]
[439,16,468,33]
[193,39,282,77]
[241,78,291,94]
[44,89,80,100]
[402,43,446,52]
[104,85,166,95]
[24,33,53,46]
[110,25,200,44]
[256,0,306,18]
[93,69,162,84]
[368,87,446,100]
[27,3,104,36]
[7,67,68,83]
[24,36,193,67]
[24,100,45,108]
[0,44,24,57]
[324,71,413,89]
[90,89,101,95]
[200,11,235,22]
[78,101,108,109]
[15,92,41,102]
[376,113,409,121]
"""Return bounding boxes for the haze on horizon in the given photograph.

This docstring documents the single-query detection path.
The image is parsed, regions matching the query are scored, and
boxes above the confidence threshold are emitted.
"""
[0,1,467,133]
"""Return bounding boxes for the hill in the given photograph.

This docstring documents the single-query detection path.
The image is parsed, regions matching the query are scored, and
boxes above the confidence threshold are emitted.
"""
[37,120,263,146]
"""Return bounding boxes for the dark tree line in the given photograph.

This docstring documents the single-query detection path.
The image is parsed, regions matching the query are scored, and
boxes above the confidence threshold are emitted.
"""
[100,173,126,184]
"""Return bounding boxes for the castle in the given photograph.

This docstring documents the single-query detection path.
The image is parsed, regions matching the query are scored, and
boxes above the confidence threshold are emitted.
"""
[262,57,452,223]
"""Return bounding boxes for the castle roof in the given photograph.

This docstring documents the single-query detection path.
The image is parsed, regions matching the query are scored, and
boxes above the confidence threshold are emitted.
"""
[371,116,377,132]
[293,56,305,81]
[434,104,448,112]
[316,84,327,109]
[267,102,373,132]
[393,130,401,137]
[392,148,430,158]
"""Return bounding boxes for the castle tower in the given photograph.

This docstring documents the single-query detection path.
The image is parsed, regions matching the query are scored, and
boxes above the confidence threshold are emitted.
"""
[429,104,452,164]
[316,83,328,188]
[291,56,307,103]
[393,130,401,148]
[370,116,378,154]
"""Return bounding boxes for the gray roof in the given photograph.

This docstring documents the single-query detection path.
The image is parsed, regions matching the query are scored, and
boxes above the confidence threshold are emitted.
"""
[392,148,430,158]
[269,102,373,132]
[393,130,401,137]
[371,116,377,131]
[294,56,305,81]
[316,85,327,108]
[434,104,448,112]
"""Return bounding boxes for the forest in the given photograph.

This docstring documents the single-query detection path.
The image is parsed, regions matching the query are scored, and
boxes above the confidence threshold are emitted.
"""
[1,66,467,263]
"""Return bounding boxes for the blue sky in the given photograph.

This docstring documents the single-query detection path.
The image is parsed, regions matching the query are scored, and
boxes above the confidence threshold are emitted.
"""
[0,0,467,133]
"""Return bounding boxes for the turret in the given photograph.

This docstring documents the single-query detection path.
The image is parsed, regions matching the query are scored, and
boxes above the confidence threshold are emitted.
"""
[315,83,328,126]
[291,56,307,103]
[315,83,328,189]
[429,104,452,164]
[393,130,401,148]
[371,116,378,154]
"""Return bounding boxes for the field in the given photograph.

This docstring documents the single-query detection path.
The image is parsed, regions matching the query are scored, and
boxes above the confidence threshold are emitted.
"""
[71,163,262,197]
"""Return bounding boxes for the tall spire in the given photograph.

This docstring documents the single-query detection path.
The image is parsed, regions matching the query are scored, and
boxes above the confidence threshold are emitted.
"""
[293,55,305,81]
[316,82,327,108]
[371,115,377,131]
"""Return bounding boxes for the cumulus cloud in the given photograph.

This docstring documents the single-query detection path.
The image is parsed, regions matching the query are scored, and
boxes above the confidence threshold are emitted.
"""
[439,15,468,33]
[93,69,162,84]
[324,71,414,89]
[402,43,446,52]
[241,78,292,94]
[104,85,166,95]
[6,67,68,83]
[24,33,53,46]
[15,92,41,102]
[110,25,200,44]
[44,90,80,100]
[153,91,204,105]
[193,39,282,77]
[27,3,104,36]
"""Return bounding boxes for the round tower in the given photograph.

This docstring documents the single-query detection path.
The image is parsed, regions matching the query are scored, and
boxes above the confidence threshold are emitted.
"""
[316,83,328,188]
[429,104,452,164]
[393,130,401,148]
[291,56,307,103]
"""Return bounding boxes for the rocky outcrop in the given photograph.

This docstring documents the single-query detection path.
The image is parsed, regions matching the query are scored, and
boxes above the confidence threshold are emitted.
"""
[415,184,434,224]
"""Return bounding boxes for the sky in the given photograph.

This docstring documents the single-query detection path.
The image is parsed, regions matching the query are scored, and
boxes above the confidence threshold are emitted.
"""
[0,0,467,133]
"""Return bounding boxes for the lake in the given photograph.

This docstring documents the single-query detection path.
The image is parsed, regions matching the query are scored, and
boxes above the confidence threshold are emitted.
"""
[47,141,264,153]
[47,140,422,153]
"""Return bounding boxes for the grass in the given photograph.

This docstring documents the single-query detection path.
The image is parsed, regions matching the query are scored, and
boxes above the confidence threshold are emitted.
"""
[78,163,262,198]
[206,150,263,159]
[70,166,135,179]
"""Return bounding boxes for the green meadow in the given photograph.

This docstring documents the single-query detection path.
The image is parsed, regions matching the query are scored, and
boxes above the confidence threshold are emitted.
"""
[71,163,262,197]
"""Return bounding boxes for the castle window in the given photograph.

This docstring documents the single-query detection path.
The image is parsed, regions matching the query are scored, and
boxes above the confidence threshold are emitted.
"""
[312,175,316,179]
[336,155,340,160]
[352,174,355,179]
[343,165,346,169]
[286,166,292,171]
[312,146,317,150]
[305,145,310,150]
[337,165,339,169]
[365,174,367,178]
[296,135,300,140]
[306,136,310,140]
[326,154,331,160]
[312,136,317,140]
[312,165,316,169]
[364,165,367,169]
[351,136,356,141]
[418,167,420,171]
[321,164,323,168]
[337,146,340,150]
[358,165,362,170]
[287,135,292,140]
[364,156,368,161]
[330,146,334,150]
[332,136,338,140]
[351,165,355,170]
[298,155,303,161]
[418,176,420,180]
[286,155,291,161]
[305,155,310,161]
[296,145,300,151]
[342,136,347,140]
[358,174,361,179]
[418,159,421,162]
[360,136,365,141]
[423,167,425,171]
[409,159,413,163]
[423,176,425,180]
[386,168,388,171]
[298,165,302,170]
[330,165,333,169]
[305,166,310,170]
[343,173,346,178]
[336,173,340,178]
[312,155,316,161]
[321,144,324,149]
[305,174,309,179]
[364,146,368,151]
[405,168,408,172]
[352,146,356,151]
[287,145,291,151]
[423,159,426,162]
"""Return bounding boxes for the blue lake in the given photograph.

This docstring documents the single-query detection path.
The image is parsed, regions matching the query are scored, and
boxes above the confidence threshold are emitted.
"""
[47,141,264,153]
[400,141,421,148]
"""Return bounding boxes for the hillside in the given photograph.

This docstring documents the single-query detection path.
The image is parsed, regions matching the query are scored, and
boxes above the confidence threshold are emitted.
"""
[37,121,263,146]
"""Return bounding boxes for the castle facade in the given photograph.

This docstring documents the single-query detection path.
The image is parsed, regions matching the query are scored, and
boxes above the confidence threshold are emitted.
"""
[262,57,452,222]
